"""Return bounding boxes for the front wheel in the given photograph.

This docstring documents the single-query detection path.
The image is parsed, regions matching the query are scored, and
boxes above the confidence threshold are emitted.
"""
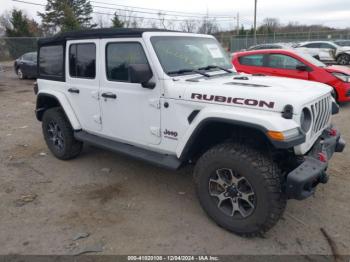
[336,54,350,65]
[194,142,286,237]
[42,107,83,160]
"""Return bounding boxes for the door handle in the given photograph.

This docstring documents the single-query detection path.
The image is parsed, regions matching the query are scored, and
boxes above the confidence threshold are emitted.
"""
[101,92,117,99]
[68,88,80,94]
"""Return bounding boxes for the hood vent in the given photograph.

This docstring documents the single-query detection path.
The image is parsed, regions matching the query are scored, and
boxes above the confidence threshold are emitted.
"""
[225,82,270,88]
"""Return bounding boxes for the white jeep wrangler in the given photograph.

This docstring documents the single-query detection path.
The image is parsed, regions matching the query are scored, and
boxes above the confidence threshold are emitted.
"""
[35,28,345,237]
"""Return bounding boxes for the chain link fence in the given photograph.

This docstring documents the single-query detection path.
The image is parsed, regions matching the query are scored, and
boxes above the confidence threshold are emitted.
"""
[0,37,39,62]
[2,31,350,62]
[230,30,350,52]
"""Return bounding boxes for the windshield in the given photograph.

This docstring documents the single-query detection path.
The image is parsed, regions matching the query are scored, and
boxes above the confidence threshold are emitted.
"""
[296,51,326,67]
[151,36,232,75]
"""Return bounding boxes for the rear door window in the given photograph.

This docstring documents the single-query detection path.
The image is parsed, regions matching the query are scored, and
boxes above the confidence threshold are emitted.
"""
[304,43,321,48]
[267,54,304,70]
[69,43,96,79]
[22,53,31,61]
[29,52,37,62]
[320,43,336,50]
[238,54,265,66]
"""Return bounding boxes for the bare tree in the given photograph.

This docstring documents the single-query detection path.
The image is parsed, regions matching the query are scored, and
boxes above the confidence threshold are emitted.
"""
[149,20,158,29]
[180,19,198,33]
[198,18,219,34]
[157,11,166,29]
[258,18,280,34]
[96,14,110,28]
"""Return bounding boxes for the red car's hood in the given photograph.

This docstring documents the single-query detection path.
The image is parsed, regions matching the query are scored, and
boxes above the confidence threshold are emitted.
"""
[325,65,350,75]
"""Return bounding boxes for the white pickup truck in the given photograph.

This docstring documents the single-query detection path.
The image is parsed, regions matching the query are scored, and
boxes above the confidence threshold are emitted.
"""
[34,28,345,237]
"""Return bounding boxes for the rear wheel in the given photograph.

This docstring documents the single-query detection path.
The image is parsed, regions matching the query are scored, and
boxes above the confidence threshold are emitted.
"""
[194,142,286,237]
[42,107,83,160]
[337,54,350,65]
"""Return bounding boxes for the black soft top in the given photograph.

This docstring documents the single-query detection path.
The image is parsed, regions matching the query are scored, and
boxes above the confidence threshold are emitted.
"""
[38,28,178,46]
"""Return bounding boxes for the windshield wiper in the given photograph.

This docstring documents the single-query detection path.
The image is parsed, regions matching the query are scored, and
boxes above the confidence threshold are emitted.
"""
[167,68,210,77]
[198,65,233,73]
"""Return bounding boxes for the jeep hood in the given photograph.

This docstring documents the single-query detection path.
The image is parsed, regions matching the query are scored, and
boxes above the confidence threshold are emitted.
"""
[176,73,332,113]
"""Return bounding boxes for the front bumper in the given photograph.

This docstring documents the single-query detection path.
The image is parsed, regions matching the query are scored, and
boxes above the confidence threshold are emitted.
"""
[336,82,350,102]
[286,127,346,200]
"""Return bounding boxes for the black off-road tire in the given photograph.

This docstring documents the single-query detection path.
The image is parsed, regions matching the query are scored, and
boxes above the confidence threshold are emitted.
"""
[42,107,83,160]
[194,142,286,237]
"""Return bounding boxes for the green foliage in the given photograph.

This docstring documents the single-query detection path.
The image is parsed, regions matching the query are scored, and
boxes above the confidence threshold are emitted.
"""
[3,9,39,59]
[5,9,31,37]
[111,13,124,28]
[38,0,96,34]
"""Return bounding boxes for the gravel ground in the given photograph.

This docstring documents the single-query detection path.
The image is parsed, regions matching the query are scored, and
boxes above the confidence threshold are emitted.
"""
[0,66,349,255]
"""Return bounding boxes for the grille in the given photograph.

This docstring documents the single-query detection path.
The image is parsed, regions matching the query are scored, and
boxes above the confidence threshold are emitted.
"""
[310,96,332,135]
[346,89,350,97]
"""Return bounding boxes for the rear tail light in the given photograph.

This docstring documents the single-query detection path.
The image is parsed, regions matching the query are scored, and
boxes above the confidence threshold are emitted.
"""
[318,152,327,163]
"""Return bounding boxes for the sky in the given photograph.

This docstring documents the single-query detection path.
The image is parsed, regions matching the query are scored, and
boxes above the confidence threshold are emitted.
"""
[2,0,350,30]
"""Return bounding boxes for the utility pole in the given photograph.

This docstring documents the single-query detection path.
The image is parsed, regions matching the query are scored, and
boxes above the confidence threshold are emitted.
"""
[254,0,257,44]
[236,12,239,35]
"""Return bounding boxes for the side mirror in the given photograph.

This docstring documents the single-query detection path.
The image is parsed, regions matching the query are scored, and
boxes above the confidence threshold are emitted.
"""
[296,65,311,72]
[129,64,155,89]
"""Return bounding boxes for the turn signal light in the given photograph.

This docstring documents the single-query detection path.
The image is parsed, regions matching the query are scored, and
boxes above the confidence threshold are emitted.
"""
[267,131,285,141]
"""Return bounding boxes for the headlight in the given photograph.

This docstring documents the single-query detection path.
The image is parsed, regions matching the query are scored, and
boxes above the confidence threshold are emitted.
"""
[332,72,350,82]
[300,107,312,133]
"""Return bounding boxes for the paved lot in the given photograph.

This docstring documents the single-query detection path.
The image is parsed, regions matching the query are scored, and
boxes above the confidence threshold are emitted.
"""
[0,66,349,255]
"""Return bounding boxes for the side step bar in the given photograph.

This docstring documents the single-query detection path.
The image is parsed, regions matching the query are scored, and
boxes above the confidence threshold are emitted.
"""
[74,131,182,170]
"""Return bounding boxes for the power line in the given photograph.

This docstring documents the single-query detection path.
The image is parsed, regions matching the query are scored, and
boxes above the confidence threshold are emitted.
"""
[12,0,236,23]
[93,10,234,23]
[93,4,234,20]
[91,0,232,18]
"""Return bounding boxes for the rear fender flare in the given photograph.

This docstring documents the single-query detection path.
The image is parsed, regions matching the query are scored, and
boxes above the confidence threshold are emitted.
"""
[36,90,81,130]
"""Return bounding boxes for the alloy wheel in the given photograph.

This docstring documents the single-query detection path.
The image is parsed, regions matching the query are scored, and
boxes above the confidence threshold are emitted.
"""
[47,121,65,152]
[209,168,256,218]
[337,55,350,65]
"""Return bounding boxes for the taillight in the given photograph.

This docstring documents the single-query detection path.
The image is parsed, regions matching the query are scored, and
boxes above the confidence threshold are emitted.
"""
[318,152,327,163]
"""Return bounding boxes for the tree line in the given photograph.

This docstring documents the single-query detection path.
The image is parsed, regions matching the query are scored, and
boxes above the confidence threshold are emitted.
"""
[0,0,221,38]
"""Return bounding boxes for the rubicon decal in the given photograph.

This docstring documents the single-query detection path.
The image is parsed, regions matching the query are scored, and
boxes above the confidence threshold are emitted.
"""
[191,93,275,109]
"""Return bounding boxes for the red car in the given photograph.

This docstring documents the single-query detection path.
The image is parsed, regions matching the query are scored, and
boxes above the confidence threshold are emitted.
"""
[232,49,350,102]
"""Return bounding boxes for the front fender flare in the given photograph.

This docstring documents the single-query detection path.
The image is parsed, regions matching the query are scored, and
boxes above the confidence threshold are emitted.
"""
[176,108,304,159]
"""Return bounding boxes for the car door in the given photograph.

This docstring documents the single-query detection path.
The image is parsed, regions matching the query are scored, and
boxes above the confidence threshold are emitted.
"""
[266,53,309,80]
[99,39,161,146]
[20,53,31,76]
[297,43,321,58]
[65,40,102,133]
[319,43,336,61]
[28,52,37,77]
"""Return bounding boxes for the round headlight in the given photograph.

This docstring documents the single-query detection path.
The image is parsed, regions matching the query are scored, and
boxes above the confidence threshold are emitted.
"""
[300,108,312,133]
